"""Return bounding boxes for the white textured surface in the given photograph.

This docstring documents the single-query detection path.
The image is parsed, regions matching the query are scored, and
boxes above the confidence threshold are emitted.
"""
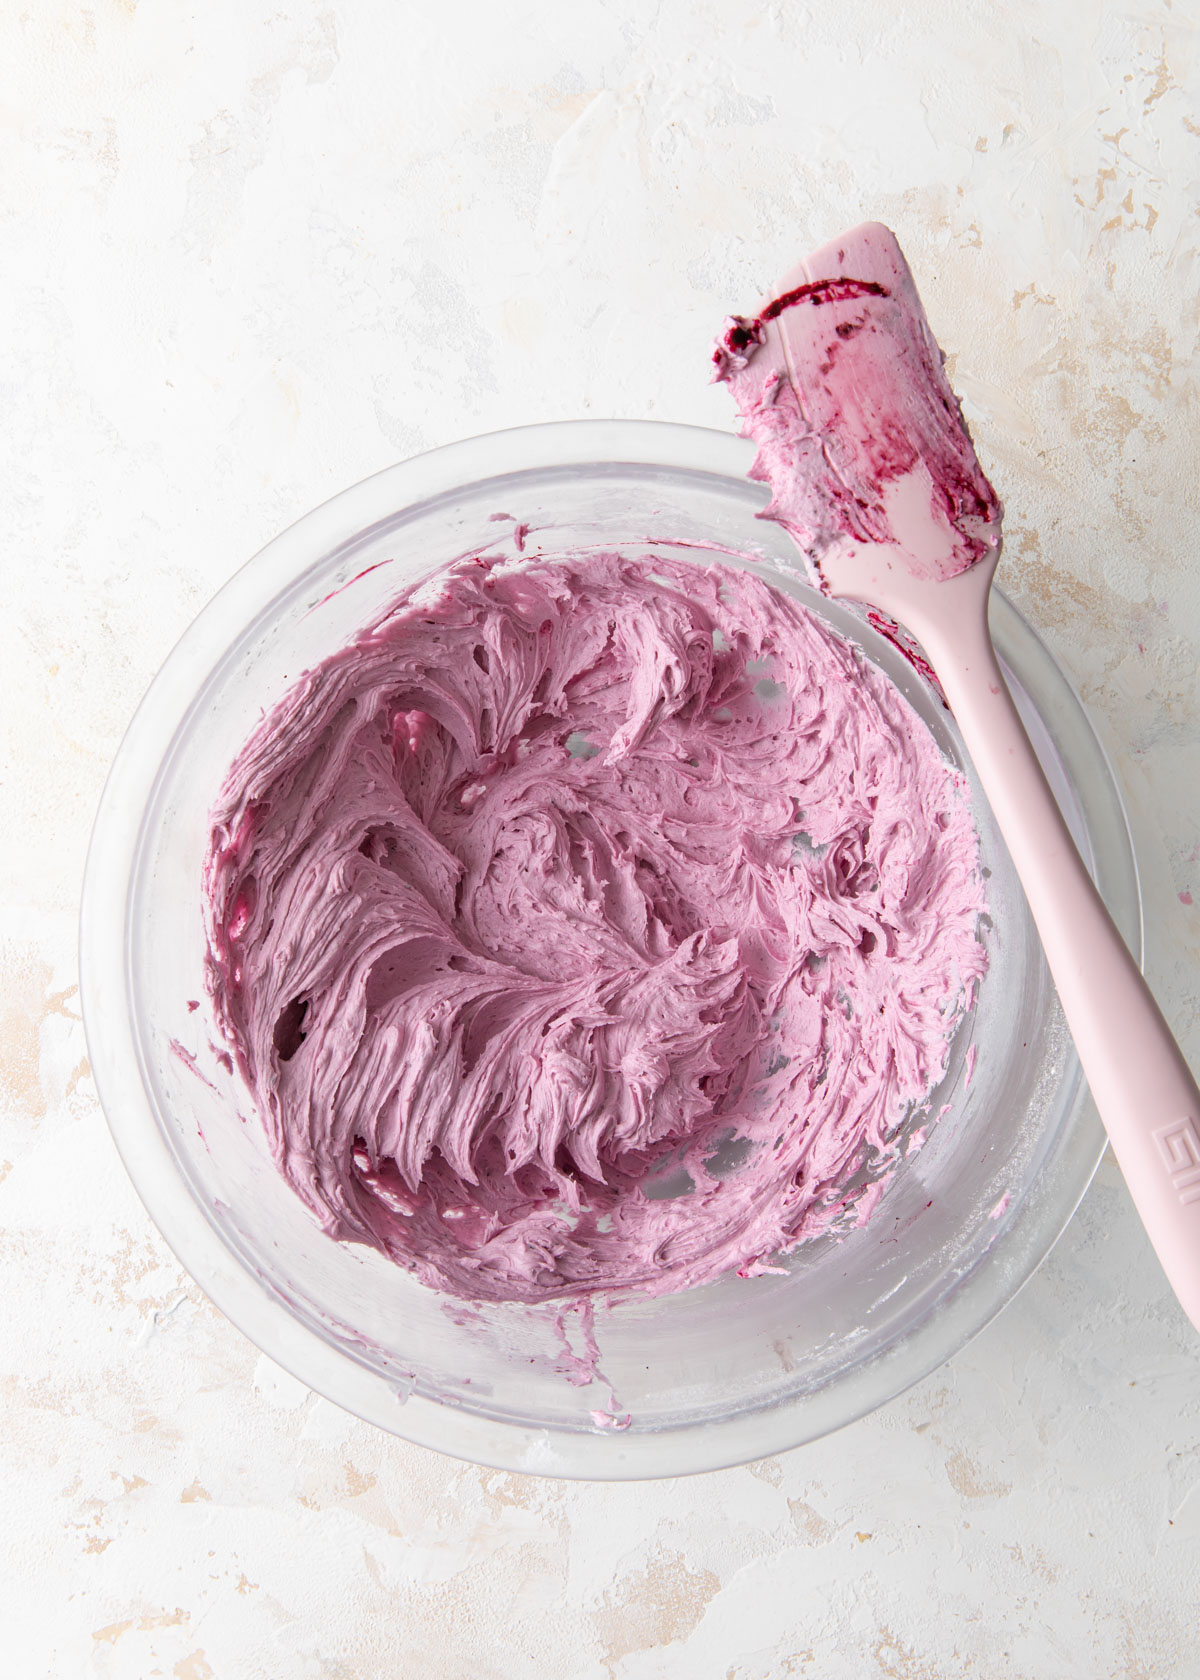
[3,1,1199,1675]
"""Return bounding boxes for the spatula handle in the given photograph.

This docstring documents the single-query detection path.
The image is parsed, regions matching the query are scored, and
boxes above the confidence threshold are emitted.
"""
[920,593,1200,1333]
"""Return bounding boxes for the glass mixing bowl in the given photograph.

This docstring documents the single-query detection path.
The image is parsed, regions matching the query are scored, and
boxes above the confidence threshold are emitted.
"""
[80,421,1141,1478]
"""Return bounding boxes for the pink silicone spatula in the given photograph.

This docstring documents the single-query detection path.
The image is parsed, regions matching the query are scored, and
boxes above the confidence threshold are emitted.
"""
[716,221,1200,1332]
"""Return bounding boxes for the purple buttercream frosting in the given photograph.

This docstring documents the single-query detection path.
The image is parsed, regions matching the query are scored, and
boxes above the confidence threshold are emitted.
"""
[203,552,986,1302]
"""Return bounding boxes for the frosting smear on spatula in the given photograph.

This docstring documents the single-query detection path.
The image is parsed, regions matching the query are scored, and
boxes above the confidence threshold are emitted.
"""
[714,222,1002,585]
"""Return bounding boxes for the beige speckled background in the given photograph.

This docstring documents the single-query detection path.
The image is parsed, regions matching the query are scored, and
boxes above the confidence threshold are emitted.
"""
[3,1,1199,1676]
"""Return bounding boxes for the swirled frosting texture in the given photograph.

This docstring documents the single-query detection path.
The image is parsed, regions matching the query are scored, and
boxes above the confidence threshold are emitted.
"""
[204,554,986,1302]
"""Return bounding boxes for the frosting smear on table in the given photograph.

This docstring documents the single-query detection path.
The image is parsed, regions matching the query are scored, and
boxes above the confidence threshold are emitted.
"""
[205,553,986,1302]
